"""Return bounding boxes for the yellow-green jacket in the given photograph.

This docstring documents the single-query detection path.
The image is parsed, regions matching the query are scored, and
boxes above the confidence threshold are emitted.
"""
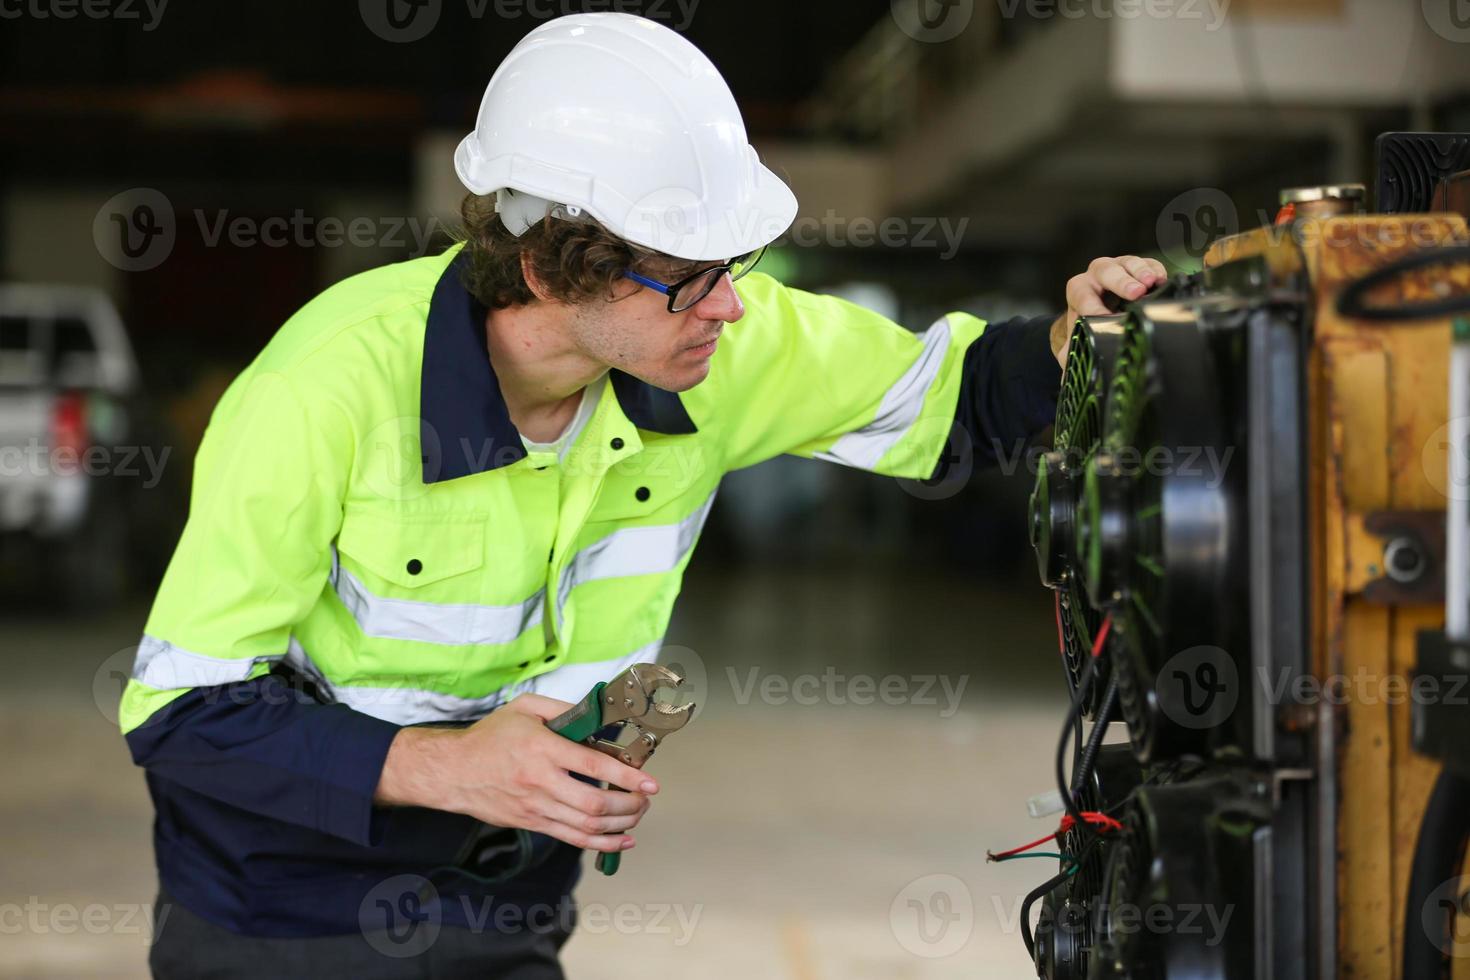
[121,244,1059,936]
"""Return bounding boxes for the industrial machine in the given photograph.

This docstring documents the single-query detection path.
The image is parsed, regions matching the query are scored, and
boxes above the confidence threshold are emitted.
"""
[1017,133,1470,979]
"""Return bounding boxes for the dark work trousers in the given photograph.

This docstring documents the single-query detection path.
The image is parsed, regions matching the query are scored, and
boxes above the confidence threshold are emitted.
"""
[148,886,573,980]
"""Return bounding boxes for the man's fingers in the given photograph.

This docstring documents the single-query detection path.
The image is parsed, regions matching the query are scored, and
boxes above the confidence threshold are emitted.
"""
[503,693,575,721]
[579,805,647,836]
[534,794,647,836]
[1066,273,1112,317]
[536,818,635,854]
[1120,255,1165,288]
[555,740,660,794]
[1062,255,1171,338]
[506,698,658,793]
[1090,256,1150,302]
[547,772,649,820]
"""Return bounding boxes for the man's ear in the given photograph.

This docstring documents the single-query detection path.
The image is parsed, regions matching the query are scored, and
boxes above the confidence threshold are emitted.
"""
[519,251,553,303]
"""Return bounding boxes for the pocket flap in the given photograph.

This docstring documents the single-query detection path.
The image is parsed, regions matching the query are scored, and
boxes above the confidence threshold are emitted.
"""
[337,513,485,589]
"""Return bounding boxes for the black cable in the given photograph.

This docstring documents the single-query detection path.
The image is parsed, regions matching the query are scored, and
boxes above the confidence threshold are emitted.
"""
[1089,828,1127,965]
[1336,245,1470,322]
[1056,654,1099,845]
[1021,866,1074,962]
[1053,625,1084,769]
[1072,671,1120,803]
[1404,768,1470,980]
[1055,595,1084,764]
[1022,834,1104,960]
[1073,708,1084,792]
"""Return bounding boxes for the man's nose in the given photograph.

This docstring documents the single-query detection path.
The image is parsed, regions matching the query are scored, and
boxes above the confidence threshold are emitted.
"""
[692,273,745,323]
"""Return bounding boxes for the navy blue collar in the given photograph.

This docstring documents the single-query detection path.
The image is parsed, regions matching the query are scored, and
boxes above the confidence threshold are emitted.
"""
[420,250,697,484]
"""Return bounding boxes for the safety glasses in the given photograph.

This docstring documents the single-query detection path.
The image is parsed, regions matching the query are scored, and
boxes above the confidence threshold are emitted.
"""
[623,245,766,313]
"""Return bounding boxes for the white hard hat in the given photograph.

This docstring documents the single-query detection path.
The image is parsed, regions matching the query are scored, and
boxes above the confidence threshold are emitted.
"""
[454,12,797,262]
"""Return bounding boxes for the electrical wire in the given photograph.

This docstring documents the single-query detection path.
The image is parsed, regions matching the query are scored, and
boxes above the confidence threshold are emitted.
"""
[1015,612,1117,965]
[990,830,1063,862]
[994,851,1070,864]
[1067,811,1123,834]
[1020,864,1077,961]
[1335,245,1470,322]
[987,812,1124,863]
[1020,834,1104,960]
[1404,769,1470,979]
[1055,592,1084,764]
[1054,591,1066,660]
[1056,656,1097,839]
[1074,670,1120,802]
[1052,593,1087,764]
[1090,617,1112,660]
[1055,614,1113,844]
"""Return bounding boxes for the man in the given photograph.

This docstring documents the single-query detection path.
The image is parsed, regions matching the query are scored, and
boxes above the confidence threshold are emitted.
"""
[122,12,1165,978]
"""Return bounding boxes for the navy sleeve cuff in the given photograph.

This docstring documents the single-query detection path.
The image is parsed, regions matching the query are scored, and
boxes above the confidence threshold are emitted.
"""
[127,673,402,848]
[940,313,1062,474]
[315,704,402,847]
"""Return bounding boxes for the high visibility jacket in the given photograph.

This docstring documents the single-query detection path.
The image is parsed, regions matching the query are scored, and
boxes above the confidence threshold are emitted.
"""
[122,244,1060,936]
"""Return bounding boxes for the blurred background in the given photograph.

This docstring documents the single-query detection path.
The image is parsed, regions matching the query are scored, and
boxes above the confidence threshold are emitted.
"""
[1,0,1468,976]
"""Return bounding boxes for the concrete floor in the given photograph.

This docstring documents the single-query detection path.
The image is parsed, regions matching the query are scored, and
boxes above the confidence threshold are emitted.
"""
[0,562,1070,978]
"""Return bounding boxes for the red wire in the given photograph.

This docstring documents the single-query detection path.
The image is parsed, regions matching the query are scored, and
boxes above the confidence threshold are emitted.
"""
[988,830,1060,861]
[1054,591,1066,657]
[987,811,1123,862]
[990,607,1119,864]
[1090,613,1113,658]
[1066,811,1124,834]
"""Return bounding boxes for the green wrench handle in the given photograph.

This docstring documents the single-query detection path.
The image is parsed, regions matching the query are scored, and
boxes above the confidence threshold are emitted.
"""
[547,681,608,743]
[547,682,623,876]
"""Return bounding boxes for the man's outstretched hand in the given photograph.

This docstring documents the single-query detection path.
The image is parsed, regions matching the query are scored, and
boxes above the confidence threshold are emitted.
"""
[1050,255,1168,368]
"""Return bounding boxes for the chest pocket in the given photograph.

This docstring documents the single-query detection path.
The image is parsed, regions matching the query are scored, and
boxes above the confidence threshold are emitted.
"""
[336,511,486,592]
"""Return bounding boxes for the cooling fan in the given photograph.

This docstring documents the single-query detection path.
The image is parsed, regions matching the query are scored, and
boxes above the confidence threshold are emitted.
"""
[1030,314,1126,715]
[1374,132,1470,213]
[1091,776,1264,979]
[1033,745,1144,980]
[1075,298,1250,763]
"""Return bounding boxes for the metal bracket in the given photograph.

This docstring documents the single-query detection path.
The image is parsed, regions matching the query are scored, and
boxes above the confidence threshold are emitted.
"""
[1357,509,1447,605]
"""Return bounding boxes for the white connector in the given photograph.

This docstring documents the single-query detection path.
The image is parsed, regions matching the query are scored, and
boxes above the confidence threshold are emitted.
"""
[1027,789,1065,819]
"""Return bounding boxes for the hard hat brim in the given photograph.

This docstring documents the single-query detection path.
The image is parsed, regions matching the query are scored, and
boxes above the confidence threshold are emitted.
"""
[455,134,798,263]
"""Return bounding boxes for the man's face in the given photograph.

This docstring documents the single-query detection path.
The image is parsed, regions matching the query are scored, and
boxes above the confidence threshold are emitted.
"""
[567,260,746,392]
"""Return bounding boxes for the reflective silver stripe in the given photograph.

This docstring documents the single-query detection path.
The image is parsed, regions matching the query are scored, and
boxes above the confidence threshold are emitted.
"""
[333,565,544,647]
[285,636,333,691]
[330,685,510,727]
[529,637,664,704]
[278,638,664,727]
[131,634,283,689]
[284,637,514,726]
[815,317,952,471]
[557,490,716,620]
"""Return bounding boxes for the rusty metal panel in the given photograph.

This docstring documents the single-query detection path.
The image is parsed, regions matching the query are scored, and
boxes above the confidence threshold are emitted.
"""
[1313,216,1461,979]
[1213,214,1466,978]
[1338,603,1394,977]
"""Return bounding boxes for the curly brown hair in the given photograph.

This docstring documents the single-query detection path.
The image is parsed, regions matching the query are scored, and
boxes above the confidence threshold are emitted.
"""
[456,192,701,311]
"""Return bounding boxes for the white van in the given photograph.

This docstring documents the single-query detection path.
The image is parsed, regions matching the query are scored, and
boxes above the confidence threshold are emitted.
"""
[0,285,145,607]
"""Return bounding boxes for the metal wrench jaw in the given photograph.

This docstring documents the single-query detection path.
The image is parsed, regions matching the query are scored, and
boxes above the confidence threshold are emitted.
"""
[598,663,694,732]
[591,663,694,767]
[589,723,663,768]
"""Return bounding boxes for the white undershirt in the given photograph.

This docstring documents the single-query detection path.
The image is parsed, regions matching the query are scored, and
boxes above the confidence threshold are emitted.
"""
[522,377,606,647]
[520,375,604,461]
